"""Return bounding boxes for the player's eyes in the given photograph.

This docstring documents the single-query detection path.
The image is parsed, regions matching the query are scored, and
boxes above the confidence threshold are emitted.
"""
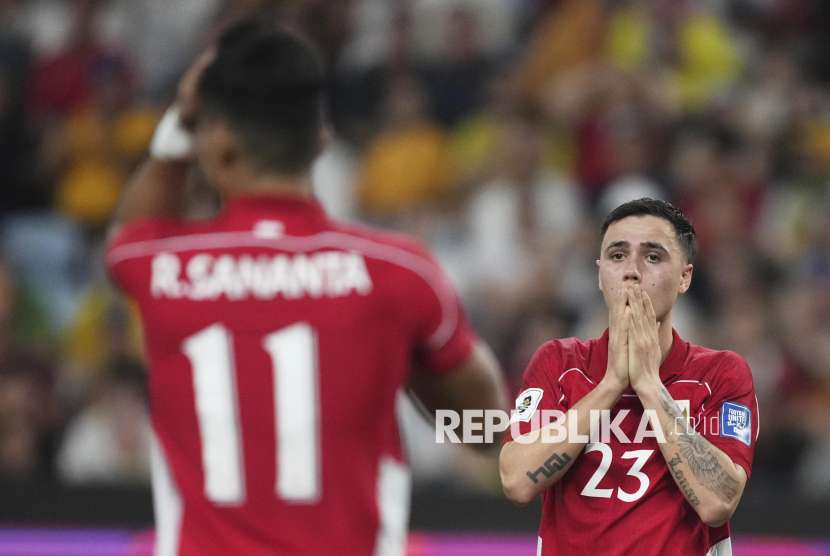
[647,254,661,262]
[610,253,624,260]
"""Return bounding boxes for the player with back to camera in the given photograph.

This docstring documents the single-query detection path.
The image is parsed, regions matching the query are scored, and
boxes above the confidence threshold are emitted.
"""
[105,18,508,556]
[500,199,758,555]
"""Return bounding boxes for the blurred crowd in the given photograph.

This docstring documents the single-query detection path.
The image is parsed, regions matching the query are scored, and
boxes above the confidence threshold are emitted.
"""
[1,0,830,505]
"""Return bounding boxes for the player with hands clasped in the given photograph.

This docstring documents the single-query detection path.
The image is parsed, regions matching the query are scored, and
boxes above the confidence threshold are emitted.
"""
[500,199,757,556]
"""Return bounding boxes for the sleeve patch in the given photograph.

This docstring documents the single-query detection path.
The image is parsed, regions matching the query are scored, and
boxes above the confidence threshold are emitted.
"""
[511,388,543,423]
[720,401,752,447]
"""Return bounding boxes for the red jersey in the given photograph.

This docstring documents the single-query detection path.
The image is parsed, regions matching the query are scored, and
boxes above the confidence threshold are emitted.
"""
[105,194,477,556]
[504,329,758,556]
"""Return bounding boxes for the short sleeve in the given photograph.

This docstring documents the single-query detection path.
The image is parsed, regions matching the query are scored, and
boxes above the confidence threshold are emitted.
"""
[415,296,477,374]
[698,352,758,478]
[502,342,566,446]
[403,245,477,375]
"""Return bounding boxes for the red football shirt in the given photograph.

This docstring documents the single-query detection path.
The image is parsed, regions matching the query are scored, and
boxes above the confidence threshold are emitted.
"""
[105,194,477,556]
[503,329,758,556]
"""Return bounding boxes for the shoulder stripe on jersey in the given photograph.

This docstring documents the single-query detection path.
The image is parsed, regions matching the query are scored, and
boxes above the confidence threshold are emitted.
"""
[673,379,712,395]
[558,367,596,385]
[669,379,713,406]
[107,230,458,351]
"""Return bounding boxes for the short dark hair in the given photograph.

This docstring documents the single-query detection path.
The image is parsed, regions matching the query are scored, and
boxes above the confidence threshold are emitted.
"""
[198,19,325,175]
[600,198,698,264]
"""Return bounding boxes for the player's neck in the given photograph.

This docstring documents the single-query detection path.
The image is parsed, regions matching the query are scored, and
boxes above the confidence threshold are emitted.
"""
[224,172,314,200]
[658,316,674,365]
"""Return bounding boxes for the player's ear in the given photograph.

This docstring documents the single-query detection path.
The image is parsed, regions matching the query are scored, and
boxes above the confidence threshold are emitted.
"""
[678,264,693,294]
[597,261,604,292]
[214,124,241,169]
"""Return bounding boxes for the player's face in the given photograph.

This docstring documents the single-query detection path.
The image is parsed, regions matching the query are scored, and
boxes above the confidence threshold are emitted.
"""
[597,215,693,323]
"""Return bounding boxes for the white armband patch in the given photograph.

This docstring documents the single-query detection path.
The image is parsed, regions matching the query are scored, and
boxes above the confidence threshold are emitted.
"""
[511,388,543,423]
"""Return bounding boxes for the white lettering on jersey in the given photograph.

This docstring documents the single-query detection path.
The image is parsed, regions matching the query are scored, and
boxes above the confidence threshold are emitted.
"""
[151,252,185,298]
[150,251,373,300]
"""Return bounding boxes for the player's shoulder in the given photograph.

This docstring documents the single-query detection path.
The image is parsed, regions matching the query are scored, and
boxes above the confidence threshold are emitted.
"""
[526,337,595,378]
[325,218,450,284]
[687,343,752,383]
[329,218,437,261]
[106,217,206,253]
[323,219,459,304]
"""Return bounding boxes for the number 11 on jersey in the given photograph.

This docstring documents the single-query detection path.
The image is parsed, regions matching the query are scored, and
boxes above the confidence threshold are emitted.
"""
[183,322,321,506]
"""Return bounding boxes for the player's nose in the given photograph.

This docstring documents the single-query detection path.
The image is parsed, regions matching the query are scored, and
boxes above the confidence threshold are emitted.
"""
[623,261,641,283]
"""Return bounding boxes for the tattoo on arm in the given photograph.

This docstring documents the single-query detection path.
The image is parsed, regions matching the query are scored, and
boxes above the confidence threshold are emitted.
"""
[668,453,700,506]
[658,387,740,504]
[677,434,739,503]
[658,387,693,438]
[526,452,571,484]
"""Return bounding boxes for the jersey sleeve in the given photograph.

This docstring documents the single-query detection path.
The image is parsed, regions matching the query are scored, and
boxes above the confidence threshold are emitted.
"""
[105,218,182,298]
[502,342,566,445]
[405,245,477,375]
[697,352,758,478]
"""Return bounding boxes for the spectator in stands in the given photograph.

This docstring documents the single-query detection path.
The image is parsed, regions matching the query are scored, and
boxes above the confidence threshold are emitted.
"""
[0,260,60,481]
[423,7,493,128]
[57,358,150,485]
[357,74,455,219]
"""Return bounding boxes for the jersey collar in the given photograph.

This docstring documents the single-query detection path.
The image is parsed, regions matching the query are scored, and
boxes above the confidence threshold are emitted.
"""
[221,193,330,232]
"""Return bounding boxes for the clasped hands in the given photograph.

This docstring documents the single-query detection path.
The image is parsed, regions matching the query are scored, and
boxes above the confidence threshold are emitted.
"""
[605,283,663,396]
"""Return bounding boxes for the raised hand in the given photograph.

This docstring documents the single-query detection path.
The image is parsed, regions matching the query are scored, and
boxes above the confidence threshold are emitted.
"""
[176,49,217,131]
[604,286,631,392]
[627,285,662,393]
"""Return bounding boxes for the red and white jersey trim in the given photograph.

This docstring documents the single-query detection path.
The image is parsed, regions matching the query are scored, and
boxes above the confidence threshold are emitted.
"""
[150,432,182,556]
[373,456,411,556]
[107,230,458,351]
[707,538,732,556]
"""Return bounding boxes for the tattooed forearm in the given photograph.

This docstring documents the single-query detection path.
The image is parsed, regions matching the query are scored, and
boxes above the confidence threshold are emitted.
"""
[658,387,692,439]
[526,452,571,484]
[658,386,740,503]
[678,434,739,503]
[668,453,700,505]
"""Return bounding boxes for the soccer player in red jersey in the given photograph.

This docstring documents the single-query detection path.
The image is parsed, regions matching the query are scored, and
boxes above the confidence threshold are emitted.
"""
[500,199,758,556]
[105,20,507,556]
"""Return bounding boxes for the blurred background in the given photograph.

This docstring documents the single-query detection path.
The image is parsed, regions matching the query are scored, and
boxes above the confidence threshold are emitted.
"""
[0,0,829,553]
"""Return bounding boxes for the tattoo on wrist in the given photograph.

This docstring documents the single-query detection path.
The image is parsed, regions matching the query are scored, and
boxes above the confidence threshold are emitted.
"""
[526,452,571,484]
[668,453,700,506]
[658,387,740,503]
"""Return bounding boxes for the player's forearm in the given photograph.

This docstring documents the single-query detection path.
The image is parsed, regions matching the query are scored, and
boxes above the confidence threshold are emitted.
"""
[500,378,624,505]
[111,158,190,228]
[408,341,510,454]
[638,383,747,526]
[110,104,197,230]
